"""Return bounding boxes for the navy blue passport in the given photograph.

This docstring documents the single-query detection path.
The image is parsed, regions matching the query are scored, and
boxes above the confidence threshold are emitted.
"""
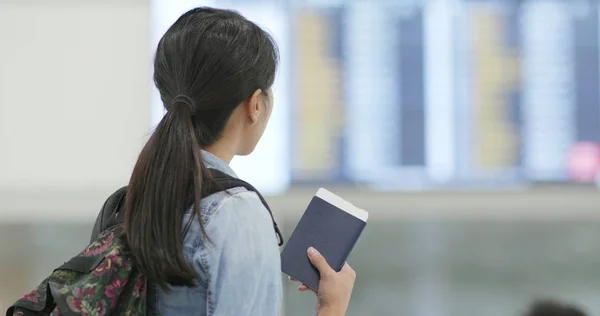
[280,188,368,291]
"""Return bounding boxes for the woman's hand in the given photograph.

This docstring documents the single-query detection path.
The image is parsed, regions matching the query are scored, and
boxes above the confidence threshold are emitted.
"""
[290,247,356,316]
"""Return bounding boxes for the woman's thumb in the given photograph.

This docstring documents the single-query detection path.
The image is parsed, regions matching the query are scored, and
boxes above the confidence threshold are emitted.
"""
[307,247,332,274]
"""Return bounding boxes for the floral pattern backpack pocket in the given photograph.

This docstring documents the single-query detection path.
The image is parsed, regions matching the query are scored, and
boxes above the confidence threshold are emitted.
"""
[6,187,147,316]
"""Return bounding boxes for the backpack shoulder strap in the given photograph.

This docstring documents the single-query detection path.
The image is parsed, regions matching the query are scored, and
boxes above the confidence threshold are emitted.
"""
[90,186,126,243]
[207,169,284,246]
[90,169,283,245]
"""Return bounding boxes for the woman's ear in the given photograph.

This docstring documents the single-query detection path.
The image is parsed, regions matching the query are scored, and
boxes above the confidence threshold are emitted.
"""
[245,88,263,125]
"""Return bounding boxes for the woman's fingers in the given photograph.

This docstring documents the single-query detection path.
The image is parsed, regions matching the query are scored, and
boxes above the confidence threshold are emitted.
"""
[289,276,316,293]
[298,284,317,294]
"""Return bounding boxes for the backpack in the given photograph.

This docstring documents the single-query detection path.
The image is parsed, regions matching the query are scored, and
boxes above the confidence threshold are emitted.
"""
[6,168,283,316]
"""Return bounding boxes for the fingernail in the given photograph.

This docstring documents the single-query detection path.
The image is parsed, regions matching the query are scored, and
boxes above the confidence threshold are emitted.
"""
[307,247,318,258]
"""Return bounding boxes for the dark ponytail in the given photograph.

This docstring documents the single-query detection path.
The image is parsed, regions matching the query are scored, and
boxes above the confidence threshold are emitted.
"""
[123,7,278,289]
[124,97,211,288]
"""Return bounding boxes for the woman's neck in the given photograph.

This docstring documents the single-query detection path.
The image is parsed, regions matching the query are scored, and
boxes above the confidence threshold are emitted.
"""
[203,143,235,164]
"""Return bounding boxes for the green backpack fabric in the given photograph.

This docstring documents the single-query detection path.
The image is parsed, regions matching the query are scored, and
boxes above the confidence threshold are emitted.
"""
[7,186,146,316]
[6,169,282,316]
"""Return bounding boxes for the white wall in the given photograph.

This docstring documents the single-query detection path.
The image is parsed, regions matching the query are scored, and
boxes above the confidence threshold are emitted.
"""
[0,0,291,221]
[0,0,151,192]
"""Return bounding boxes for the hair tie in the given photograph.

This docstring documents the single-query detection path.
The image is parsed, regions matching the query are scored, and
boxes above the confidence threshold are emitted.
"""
[171,95,196,116]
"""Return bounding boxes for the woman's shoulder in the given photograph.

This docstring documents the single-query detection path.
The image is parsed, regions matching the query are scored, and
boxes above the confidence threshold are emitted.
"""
[182,186,278,256]
[183,185,273,246]
[202,186,270,223]
[202,186,279,254]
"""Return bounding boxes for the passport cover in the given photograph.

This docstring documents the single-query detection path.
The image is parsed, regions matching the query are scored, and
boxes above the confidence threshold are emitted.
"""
[280,188,368,291]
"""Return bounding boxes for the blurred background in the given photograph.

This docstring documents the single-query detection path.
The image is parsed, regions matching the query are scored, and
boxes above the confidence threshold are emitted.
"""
[1,0,600,315]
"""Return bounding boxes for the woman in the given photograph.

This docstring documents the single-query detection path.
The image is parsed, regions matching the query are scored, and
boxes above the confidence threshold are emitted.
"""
[124,7,356,316]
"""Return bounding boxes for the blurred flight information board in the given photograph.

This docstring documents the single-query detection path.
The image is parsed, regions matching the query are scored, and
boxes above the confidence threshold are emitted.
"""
[291,0,600,188]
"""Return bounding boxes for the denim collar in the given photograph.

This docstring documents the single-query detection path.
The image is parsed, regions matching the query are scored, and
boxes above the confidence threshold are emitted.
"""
[201,150,237,178]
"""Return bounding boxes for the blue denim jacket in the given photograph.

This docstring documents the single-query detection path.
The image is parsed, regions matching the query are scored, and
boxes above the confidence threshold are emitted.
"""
[154,151,282,315]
